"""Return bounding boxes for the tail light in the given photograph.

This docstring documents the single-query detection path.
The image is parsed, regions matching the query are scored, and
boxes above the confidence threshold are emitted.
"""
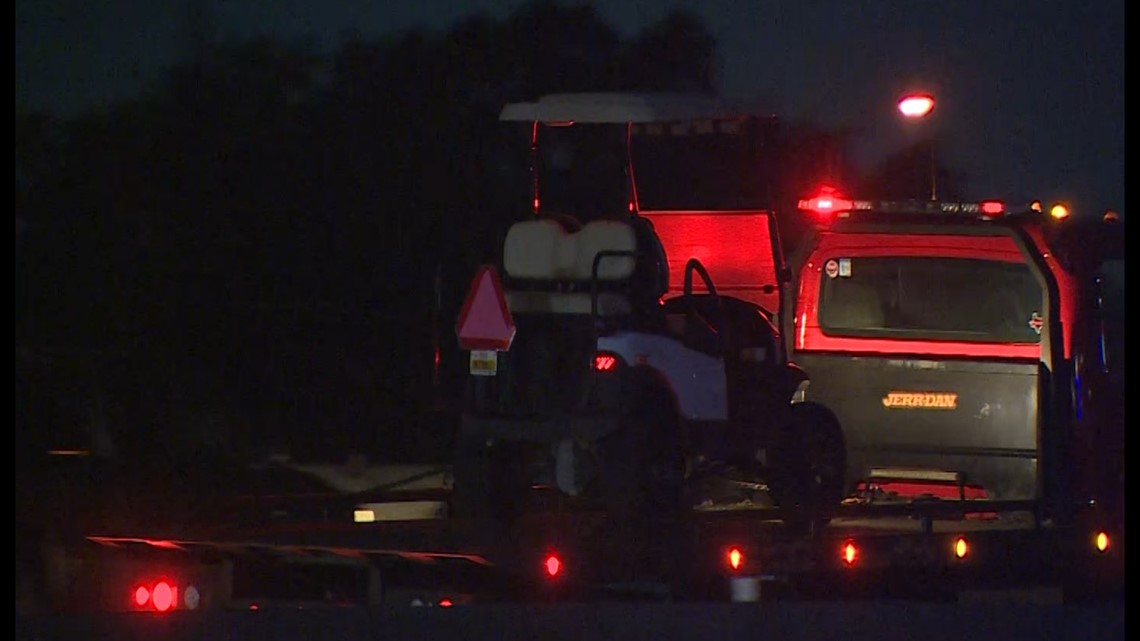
[151,582,175,612]
[842,541,859,566]
[131,580,200,612]
[593,352,620,372]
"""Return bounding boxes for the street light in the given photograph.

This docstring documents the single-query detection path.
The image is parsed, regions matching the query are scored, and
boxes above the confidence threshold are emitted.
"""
[898,94,935,119]
[897,93,937,200]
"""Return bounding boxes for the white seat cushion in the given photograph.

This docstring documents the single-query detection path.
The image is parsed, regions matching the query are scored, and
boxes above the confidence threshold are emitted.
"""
[503,219,638,281]
[505,291,633,316]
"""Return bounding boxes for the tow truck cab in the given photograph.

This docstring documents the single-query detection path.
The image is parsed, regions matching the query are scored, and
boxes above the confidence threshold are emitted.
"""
[787,191,1091,514]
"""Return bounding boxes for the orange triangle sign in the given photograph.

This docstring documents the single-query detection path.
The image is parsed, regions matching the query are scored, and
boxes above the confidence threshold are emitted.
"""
[456,265,516,350]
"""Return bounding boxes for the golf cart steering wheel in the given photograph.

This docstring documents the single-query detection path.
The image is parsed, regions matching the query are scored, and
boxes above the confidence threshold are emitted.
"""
[682,258,729,350]
[682,257,718,301]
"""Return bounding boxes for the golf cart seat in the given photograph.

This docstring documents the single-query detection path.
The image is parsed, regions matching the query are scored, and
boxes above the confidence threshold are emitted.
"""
[501,218,638,316]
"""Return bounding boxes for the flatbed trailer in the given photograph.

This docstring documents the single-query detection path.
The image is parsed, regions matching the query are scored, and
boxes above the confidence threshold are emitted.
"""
[39,479,1122,615]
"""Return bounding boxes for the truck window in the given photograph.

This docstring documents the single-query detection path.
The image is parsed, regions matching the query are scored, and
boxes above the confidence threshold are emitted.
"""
[818,257,1044,344]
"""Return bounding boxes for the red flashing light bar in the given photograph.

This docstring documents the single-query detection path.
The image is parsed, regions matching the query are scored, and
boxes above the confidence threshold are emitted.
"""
[979,200,1004,215]
[799,195,854,217]
[798,198,1012,216]
[797,191,1042,221]
[797,186,850,217]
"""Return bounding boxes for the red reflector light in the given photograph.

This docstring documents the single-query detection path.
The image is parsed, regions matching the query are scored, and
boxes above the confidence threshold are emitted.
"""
[544,553,563,578]
[980,201,1004,215]
[134,585,150,607]
[438,597,454,608]
[594,353,618,372]
[842,542,858,566]
[726,547,744,571]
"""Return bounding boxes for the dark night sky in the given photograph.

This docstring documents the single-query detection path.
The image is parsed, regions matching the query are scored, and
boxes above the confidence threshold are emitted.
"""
[15,0,1125,217]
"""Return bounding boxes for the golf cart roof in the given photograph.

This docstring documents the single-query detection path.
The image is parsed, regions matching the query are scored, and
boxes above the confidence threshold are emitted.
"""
[499,92,767,124]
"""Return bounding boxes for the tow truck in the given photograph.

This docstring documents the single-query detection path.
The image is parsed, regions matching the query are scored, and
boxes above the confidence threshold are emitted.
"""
[18,95,1124,618]
[786,191,1123,503]
[782,189,1124,591]
[787,190,1078,505]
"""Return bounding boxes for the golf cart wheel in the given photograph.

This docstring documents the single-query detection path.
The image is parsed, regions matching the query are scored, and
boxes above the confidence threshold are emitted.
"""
[598,379,686,524]
[450,434,528,524]
[767,401,847,533]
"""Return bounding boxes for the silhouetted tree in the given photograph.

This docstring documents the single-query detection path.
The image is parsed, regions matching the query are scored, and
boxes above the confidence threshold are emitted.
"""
[859,139,968,202]
[767,122,862,252]
[619,9,718,92]
[15,0,857,469]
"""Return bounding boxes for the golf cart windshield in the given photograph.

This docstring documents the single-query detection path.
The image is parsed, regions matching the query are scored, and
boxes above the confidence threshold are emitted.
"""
[535,123,629,221]
[503,93,778,222]
[630,118,777,211]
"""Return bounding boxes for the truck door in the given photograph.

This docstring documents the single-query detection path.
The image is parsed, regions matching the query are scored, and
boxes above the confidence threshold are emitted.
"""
[640,209,788,327]
[643,209,793,454]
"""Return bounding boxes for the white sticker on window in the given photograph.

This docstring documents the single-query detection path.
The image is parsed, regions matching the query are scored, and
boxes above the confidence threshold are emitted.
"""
[838,258,852,277]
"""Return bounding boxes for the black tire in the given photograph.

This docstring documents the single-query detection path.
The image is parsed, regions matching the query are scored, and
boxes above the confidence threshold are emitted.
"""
[597,379,687,525]
[450,433,529,524]
[767,401,847,533]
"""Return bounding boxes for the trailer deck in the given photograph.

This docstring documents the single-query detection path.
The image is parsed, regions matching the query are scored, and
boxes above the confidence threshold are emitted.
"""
[68,474,1120,611]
